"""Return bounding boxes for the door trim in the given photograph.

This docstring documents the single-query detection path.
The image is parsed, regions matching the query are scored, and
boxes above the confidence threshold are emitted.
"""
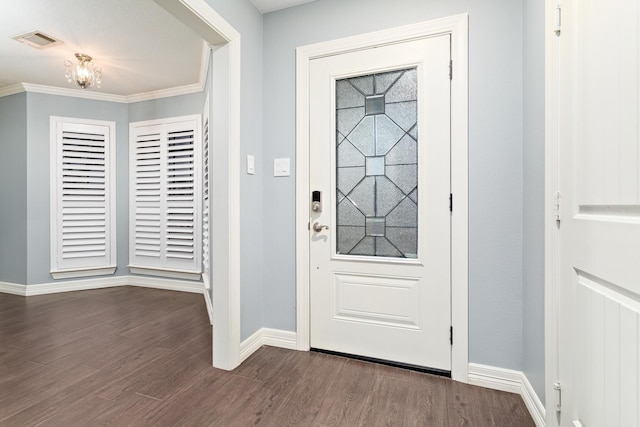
[295,14,469,382]
[544,0,561,424]
[155,0,242,371]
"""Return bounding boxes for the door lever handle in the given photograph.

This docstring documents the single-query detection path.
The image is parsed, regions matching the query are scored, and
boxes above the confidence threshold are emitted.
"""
[312,222,329,232]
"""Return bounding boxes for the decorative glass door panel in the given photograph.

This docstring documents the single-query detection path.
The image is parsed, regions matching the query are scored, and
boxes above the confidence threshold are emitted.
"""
[336,68,418,258]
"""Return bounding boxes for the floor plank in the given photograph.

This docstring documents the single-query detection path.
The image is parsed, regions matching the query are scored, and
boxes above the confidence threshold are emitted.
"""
[0,287,536,426]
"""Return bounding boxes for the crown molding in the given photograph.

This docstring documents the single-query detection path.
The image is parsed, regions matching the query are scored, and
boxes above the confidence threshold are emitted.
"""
[124,82,204,103]
[21,83,129,103]
[0,44,210,104]
[0,83,28,98]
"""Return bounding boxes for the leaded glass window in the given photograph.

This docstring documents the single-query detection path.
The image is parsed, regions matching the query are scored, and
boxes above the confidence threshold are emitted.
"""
[336,68,418,258]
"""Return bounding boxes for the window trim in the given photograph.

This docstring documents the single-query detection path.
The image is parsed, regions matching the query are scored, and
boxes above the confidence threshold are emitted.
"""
[128,114,202,280]
[49,116,117,279]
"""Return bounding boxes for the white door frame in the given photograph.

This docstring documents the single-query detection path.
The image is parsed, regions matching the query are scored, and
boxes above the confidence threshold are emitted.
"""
[544,1,560,424]
[295,14,469,382]
[155,0,242,371]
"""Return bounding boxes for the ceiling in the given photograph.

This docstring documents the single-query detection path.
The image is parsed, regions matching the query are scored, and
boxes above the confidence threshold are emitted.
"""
[0,0,318,99]
[250,0,317,14]
[0,0,206,98]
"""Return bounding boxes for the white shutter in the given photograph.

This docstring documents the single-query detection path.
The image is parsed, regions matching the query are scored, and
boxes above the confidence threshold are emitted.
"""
[129,115,201,277]
[50,118,116,278]
[202,97,211,290]
[131,125,163,268]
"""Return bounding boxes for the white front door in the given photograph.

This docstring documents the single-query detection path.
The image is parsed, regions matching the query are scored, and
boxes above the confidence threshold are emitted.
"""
[308,35,452,371]
[554,0,640,425]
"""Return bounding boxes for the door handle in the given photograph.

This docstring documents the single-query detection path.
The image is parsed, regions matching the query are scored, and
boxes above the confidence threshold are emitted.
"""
[312,222,329,232]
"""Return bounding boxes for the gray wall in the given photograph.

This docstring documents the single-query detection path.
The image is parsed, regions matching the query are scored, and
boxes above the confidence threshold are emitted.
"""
[21,91,202,285]
[0,93,28,284]
[262,0,525,370]
[25,93,129,285]
[204,0,265,340]
[128,92,203,123]
[523,0,546,403]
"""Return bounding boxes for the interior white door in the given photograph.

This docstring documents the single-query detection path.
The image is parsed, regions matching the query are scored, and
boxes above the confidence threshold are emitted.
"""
[309,35,451,371]
[555,0,640,425]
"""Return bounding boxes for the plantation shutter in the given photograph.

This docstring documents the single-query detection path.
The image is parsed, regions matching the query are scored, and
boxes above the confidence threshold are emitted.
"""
[50,118,116,278]
[131,125,163,269]
[202,102,211,290]
[129,115,202,277]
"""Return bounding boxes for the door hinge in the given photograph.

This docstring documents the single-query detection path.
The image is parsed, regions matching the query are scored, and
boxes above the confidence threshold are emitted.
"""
[307,221,310,230]
[449,326,453,345]
[553,191,561,222]
[449,60,453,80]
[554,6,562,36]
[553,381,562,413]
[449,193,453,212]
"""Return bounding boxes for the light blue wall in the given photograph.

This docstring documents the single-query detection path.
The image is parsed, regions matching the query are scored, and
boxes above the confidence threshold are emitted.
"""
[25,93,129,285]
[21,91,203,285]
[262,0,525,370]
[0,93,28,284]
[523,0,546,403]
[203,0,265,341]
[2,1,546,389]
[128,92,203,123]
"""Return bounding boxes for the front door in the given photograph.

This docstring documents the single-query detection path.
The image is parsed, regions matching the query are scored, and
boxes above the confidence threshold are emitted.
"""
[308,35,452,371]
[555,0,640,425]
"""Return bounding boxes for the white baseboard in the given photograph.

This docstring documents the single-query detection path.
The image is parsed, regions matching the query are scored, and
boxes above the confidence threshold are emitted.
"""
[521,371,547,427]
[128,275,204,294]
[203,289,213,325]
[0,281,28,296]
[25,276,128,296]
[240,327,298,363]
[0,275,204,297]
[468,363,546,427]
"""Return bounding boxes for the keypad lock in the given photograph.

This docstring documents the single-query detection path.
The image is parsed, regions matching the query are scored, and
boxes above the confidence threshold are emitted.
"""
[311,190,322,213]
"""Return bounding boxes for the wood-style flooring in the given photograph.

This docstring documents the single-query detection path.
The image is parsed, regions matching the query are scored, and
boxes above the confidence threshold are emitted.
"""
[0,287,535,426]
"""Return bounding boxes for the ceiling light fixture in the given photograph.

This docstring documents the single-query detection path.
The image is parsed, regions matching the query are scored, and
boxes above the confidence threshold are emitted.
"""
[64,53,102,90]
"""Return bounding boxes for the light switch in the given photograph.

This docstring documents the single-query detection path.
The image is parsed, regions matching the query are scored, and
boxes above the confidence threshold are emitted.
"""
[273,158,290,177]
[247,155,255,175]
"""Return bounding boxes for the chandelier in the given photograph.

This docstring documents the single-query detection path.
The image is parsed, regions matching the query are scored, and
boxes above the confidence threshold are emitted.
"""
[64,53,102,90]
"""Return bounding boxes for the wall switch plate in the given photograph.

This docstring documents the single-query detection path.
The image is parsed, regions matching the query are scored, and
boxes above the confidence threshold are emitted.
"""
[274,158,290,177]
[247,155,255,175]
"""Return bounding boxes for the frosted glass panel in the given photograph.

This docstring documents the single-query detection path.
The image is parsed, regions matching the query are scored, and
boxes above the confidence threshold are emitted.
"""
[336,68,418,258]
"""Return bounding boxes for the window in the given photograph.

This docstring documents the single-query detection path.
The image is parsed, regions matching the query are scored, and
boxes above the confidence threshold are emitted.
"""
[129,115,202,280]
[50,117,116,279]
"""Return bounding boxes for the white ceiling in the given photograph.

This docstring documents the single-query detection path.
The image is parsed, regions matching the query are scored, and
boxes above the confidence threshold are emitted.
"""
[0,0,318,99]
[250,0,318,14]
[0,0,205,97]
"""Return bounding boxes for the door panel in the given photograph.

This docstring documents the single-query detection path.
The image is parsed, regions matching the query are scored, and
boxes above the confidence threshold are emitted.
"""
[309,35,451,370]
[557,0,640,425]
[333,273,421,328]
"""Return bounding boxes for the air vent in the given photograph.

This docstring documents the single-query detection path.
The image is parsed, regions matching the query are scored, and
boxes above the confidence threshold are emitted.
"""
[12,31,62,49]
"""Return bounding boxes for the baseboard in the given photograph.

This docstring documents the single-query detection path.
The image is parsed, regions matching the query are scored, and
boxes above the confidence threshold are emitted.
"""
[468,363,546,427]
[240,327,298,363]
[0,281,28,296]
[24,276,128,296]
[521,371,547,427]
[203,289,213,325]
[0,275,203,297]
[128,275,204,294]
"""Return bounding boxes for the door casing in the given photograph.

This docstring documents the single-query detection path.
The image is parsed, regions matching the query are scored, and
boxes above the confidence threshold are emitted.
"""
[545,1,560,425]
[295,14,469,382]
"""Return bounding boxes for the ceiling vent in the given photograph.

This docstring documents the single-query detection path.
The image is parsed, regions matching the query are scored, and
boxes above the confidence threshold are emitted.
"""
[12,31,63,49]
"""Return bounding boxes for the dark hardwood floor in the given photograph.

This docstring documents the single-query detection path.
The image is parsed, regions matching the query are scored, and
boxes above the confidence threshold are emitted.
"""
[0,287,535,426]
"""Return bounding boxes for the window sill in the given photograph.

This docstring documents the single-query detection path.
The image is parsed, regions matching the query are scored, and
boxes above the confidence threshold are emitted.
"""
[50,266,117,280]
